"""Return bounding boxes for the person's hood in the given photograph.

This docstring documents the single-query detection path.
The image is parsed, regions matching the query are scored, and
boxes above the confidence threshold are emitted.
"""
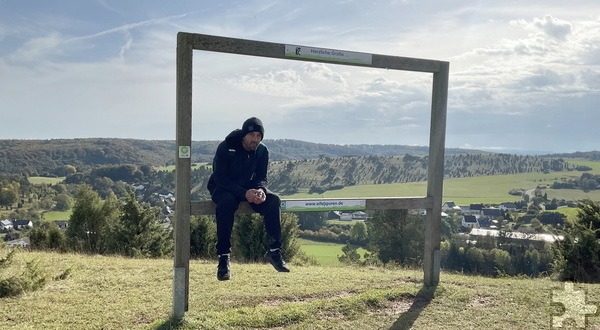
[224,129,245,150]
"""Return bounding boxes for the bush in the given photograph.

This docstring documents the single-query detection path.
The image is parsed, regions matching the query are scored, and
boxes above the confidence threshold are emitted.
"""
[298,228,344,244]
[553,199,600,283]
[0,249,48,298]
[190,215,217,259]
[232,213,299,262]
[367,209,424,266]
[338,243,361,265]
[296,211,328,231]
[29,223,67,252]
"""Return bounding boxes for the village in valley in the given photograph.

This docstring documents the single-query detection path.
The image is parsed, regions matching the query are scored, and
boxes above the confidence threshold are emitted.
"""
[440,201,564,245]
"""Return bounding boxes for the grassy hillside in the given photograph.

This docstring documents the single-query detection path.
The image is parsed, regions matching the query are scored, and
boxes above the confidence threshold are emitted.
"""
[283,164,600,205]
[1,251,598,329]
[268,154,572,194]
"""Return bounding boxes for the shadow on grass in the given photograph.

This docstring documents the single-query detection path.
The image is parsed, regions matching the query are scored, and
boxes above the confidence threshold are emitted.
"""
[389,284,437,330]
[152,316,189,330]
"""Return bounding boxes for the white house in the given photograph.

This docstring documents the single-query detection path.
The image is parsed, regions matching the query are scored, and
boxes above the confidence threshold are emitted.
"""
[442,201,462,212]
[462,215,479,229]
[6,237,30,248]
[461,204,485,215]
[160,193,175,206]
[1,219,13,231]
[12,220,33,230]
[469,228,563,244]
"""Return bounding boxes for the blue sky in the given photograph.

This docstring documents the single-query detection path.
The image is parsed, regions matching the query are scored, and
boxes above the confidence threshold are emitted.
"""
[1,1,599,154]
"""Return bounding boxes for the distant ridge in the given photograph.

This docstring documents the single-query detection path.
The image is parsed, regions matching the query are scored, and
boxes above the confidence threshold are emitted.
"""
[0,138,594,176]
[544,150,600,160]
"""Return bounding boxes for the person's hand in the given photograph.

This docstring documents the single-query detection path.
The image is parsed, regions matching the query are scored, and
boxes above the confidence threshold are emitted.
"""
[245,189,266,204]
[254,189,266,204]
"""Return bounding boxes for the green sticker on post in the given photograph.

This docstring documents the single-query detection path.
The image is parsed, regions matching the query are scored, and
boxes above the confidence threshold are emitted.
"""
[178,146,191,158]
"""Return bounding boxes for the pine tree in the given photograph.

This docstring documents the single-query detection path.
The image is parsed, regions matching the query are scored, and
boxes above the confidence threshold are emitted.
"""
[554,199,600,283]
[104,194,171,258]
[67,186,115,253]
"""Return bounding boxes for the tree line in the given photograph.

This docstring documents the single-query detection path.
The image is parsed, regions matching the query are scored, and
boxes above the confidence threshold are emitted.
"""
[551,171,600,192]
[5,182,600,284]
[0,137,506,177]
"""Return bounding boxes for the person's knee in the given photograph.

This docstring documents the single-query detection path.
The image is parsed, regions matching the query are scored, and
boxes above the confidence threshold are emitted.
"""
[214,192,239,212]
[266,193,281,207]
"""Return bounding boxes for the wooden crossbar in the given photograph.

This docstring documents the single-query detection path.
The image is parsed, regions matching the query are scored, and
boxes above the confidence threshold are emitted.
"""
[189,197,434,215]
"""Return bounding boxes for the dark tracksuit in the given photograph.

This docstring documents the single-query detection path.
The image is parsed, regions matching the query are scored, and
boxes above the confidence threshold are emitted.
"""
[207,129,282,256]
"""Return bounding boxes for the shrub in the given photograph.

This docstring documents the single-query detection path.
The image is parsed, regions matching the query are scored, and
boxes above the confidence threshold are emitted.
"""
[29,223,67,252]
[190,215,217,259]
[0,249,48,298]
[338,243,361,265]
[298,228,343,244]
[553,199,600,283]
[232,213,299,262]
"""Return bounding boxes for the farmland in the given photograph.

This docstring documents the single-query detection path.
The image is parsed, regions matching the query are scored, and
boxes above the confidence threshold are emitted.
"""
[283,159,600,205]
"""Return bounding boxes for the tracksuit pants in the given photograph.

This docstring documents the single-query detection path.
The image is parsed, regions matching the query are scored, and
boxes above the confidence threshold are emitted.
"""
[211,188,282,256]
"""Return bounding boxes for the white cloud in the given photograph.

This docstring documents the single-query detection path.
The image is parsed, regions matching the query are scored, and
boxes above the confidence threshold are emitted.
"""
[9,32,64,63]
[448,14,600,121]
[228,68,305,97]
[303,63,347,87]
[532,15,573,40]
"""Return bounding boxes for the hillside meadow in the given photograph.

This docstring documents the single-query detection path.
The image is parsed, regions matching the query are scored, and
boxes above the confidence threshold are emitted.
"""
[296,238,367,266]
[27,176,65,185]
[41,211,71,222]
[1,250,599,329]
[284,160,600,205]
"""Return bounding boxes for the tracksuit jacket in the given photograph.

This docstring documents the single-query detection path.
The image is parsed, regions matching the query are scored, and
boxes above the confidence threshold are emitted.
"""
[207,129,269,199]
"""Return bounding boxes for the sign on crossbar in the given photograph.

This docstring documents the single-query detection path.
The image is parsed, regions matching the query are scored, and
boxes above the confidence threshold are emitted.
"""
[281,199,366,212]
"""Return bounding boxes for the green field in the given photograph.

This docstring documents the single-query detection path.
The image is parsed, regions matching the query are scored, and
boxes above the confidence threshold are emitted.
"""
[554,206,580,222]
[326,219,365,226]
[28,176,65,185]
[284,160,600,205]
[42,211,71,222]
[297,238,367,266]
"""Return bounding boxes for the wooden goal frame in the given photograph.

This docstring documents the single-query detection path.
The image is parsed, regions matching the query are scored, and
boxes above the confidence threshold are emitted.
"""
[174,32,449,319]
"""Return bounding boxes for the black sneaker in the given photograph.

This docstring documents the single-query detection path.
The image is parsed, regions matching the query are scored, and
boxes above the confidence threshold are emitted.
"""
[264,250,290,272]
[217,255,231,281]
